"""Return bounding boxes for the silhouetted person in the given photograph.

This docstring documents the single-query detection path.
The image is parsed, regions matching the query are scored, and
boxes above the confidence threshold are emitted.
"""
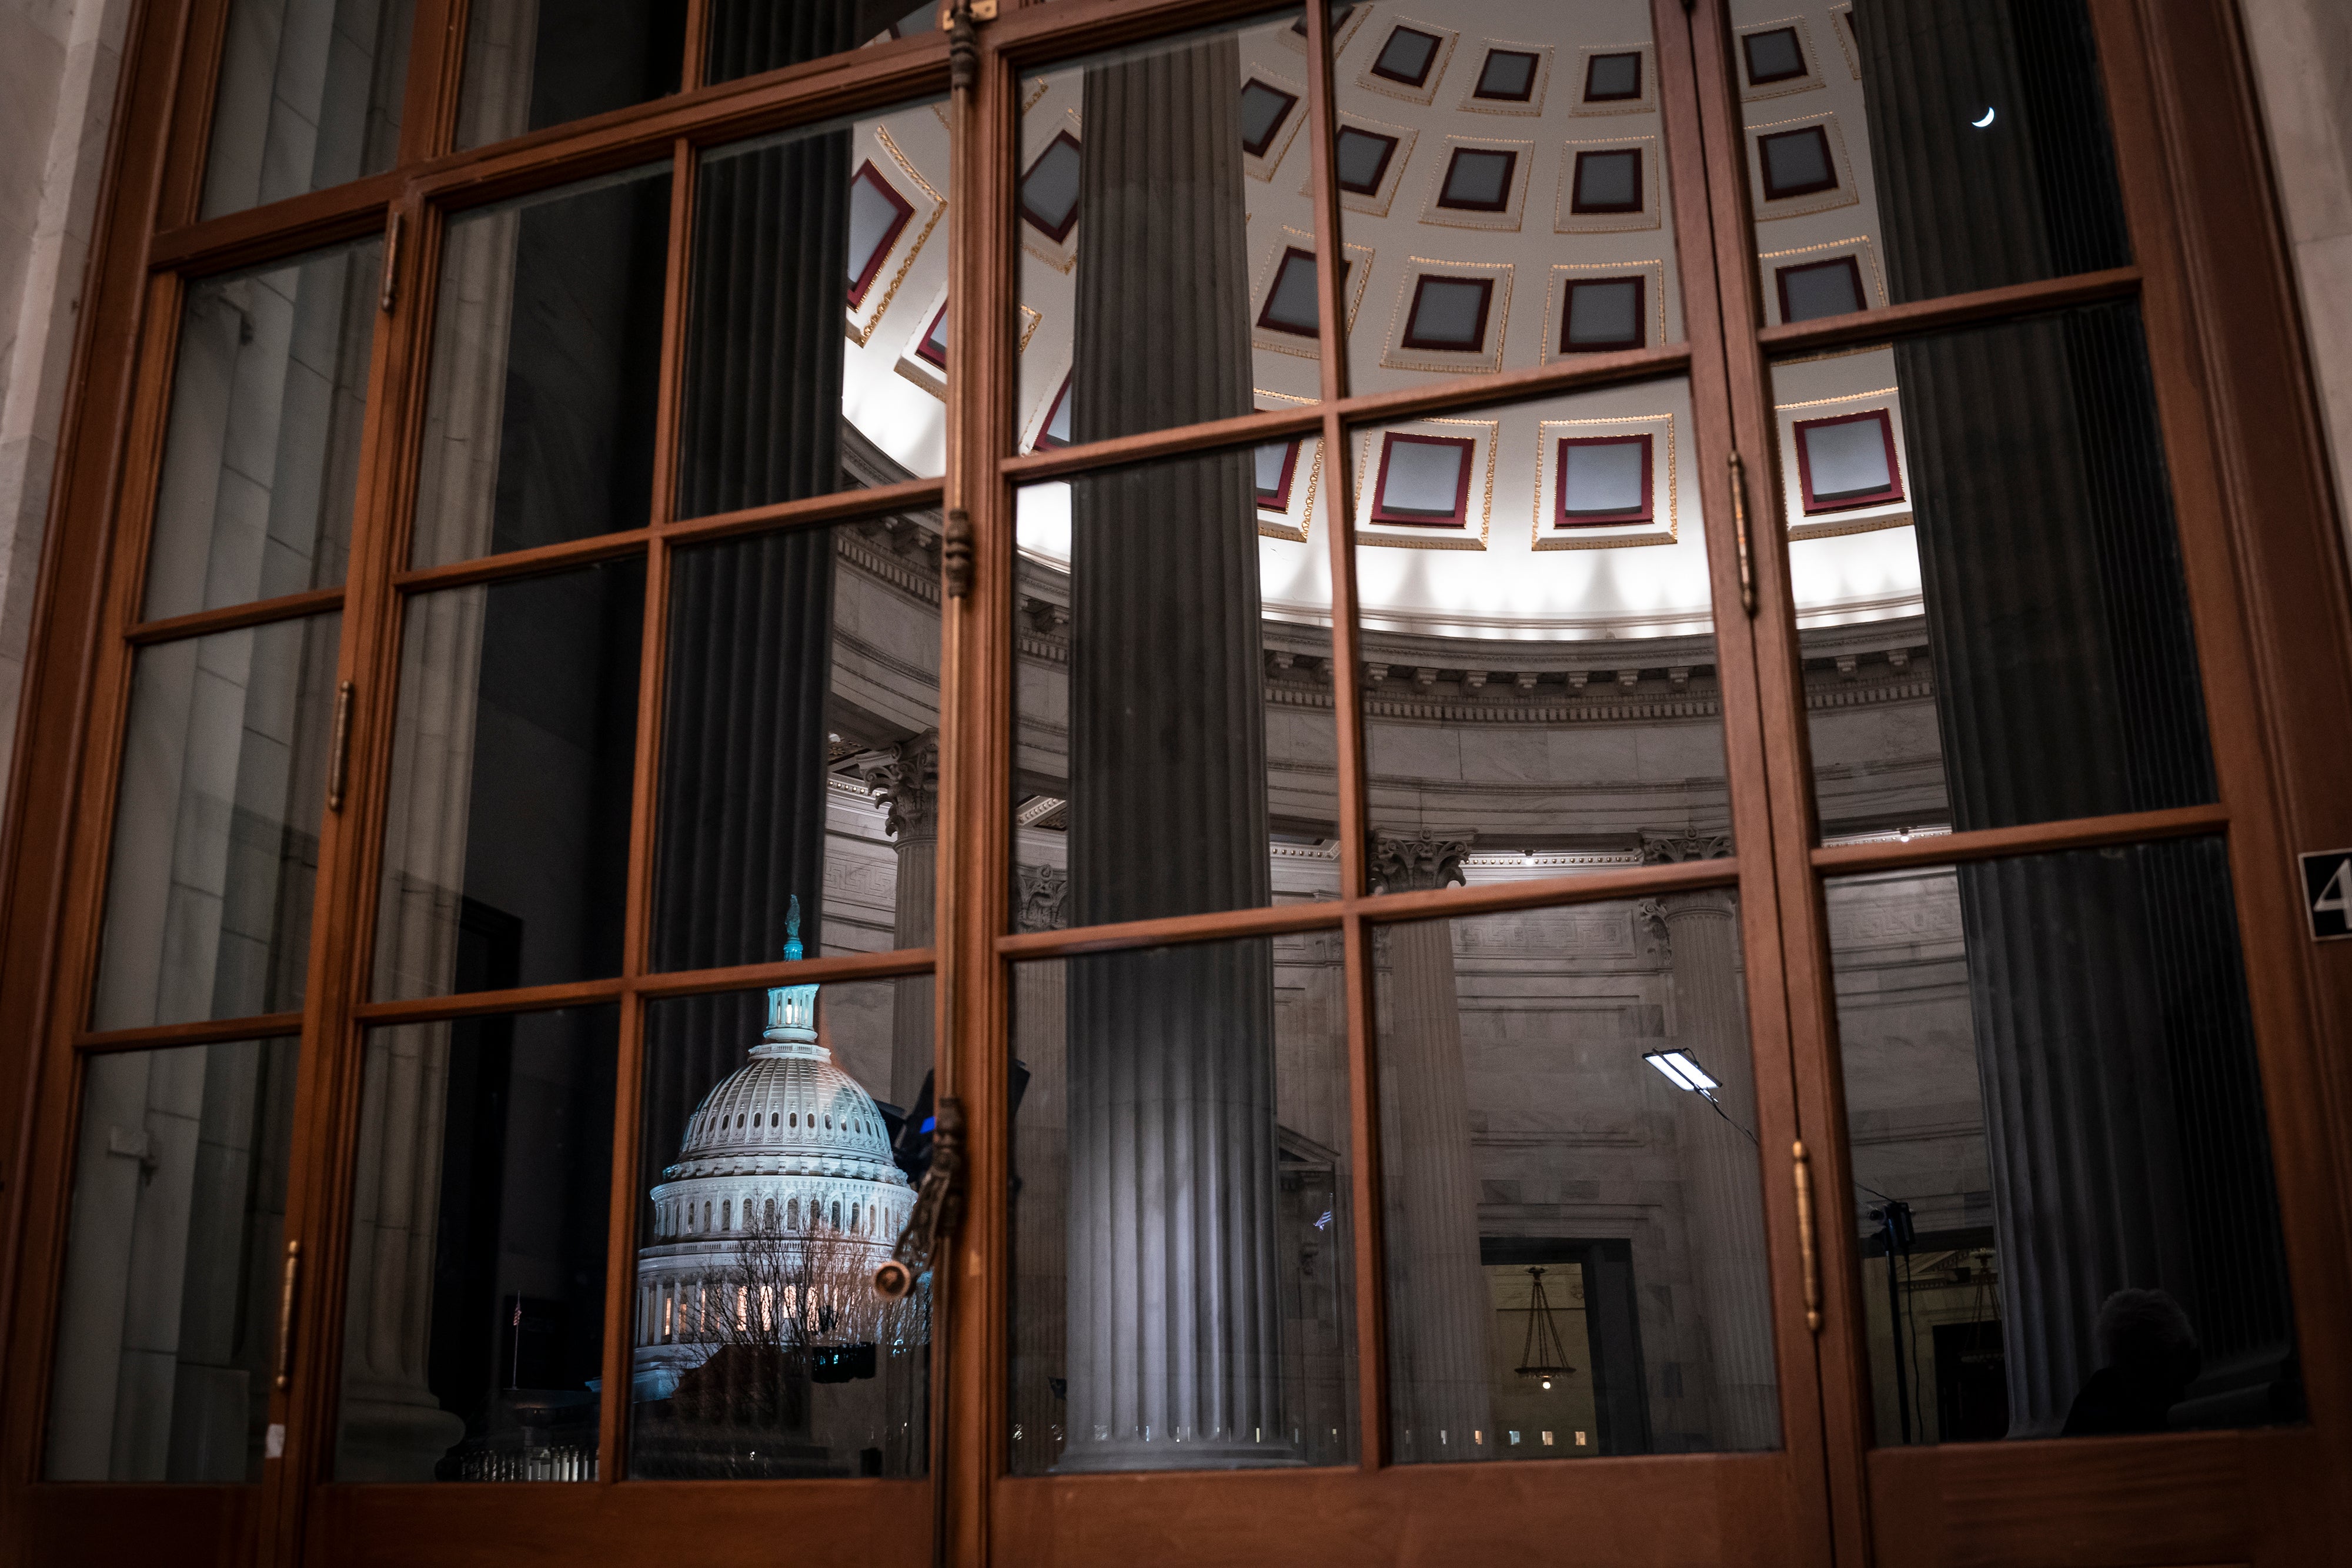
[2061,1289,2200,1436]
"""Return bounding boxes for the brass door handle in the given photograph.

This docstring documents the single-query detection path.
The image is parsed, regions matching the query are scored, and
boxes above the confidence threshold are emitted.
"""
[1793,1141,1820,1333]
[1729,452,1757,618]
[327,680,353,813]
[379,210,402,314]
[275,1239,302,1390]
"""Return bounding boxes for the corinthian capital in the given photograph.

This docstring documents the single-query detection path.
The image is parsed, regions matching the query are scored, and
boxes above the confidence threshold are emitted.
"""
[1370,829,1475,895]
[856,729,942,844]
[1014,863,1071,933]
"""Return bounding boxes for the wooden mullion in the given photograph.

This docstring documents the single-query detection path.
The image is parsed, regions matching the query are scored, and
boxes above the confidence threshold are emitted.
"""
[681,0,713,93]
[156,0,232,235]
[998,347,1694,483]
[598,121,688,1460]
[597,987,648,1483]
[1674,1,1849,1564]
[262,170,440,1565]
[944,18,1015,1562]
[1302,0,1384,1476]
[1001,405,1327,483]
[995,901,1344,960]
[396,0,466,166]
[69,1011,306,1053]
[147,173,406,279]
[657,476,946,545]
[1808,803,2231,875]
[1754,265,2143,359]
[124,586,346,646]
[632,946,938,999]
[390,528,655,593]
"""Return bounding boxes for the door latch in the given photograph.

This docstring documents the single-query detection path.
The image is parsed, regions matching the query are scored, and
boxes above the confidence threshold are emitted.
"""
[874,1098,964,1299]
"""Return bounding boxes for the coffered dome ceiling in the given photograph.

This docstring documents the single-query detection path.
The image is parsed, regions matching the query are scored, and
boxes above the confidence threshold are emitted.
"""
[835,0,1923,646]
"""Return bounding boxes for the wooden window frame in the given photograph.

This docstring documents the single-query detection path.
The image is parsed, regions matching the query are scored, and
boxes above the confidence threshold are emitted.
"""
[0,2,2345,1567]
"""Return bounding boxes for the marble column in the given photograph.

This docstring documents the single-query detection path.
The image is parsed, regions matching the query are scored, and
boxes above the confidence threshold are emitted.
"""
[856,729,941,1113]
[1010,865,1071,1472]
[1856,0,2296,1432]
[1058,32,1289,1472]
[1370,832,1494,1462]
[1651,889,1777,1450]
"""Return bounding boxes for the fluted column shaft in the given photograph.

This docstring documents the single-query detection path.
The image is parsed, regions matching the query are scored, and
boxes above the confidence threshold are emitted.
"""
[1857,0,2293,1433]
[858,731,941,1112]
[1059,35,1289,1471]
[1372,834,1494,1462]
[1011,867,1071,1471]
[1656,892,1777,1449]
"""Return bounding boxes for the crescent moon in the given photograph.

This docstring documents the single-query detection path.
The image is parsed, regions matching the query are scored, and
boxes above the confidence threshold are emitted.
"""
[1973,107,1996,128]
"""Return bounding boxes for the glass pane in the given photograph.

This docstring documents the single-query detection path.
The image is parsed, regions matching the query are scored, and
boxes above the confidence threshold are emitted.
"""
[372,561,643,1001]
[455,0,686,150]
[679,102,948,520]
[1826,837,2298,1444]
[1013,443,1340,928]
[93,614,342,1031]
[703,0,940,87]
[1778,303,2214,842]
[335,1007,617,1480]
[1015,9,1314,455]
[1352,380,1735,857]
[1379,891,1778,1461]
[1008,932,1358,1472]
[410,166,671,569]
[145,242,380,620]
[630,978,929,1477]
[1736,0,2129,322]
[200,0,415,218]
[1335,0,1686,383]
[652,519,942,971]
[44,1038,297,1480]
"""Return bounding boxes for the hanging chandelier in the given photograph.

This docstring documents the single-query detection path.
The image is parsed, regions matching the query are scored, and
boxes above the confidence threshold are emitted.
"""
[1514,1266,1577,1392]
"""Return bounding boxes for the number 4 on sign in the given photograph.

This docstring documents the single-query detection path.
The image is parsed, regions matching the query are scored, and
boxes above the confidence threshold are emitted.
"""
[2301,849,2352,941]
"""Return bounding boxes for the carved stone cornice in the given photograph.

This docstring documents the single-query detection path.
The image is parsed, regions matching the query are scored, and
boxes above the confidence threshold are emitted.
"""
[856,730,942,844]
[1014,863,1070,933]
[1640,830,1732,865]
[1370,830,1476,894]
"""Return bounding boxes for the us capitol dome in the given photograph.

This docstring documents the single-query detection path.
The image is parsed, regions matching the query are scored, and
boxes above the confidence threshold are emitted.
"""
[632,911,916,1403]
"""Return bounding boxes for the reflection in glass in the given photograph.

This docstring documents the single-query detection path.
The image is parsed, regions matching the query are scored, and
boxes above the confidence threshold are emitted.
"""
[1352,383,1733,862]
[702,0,940,86]
[1016,9,1311,454]
[410,167,670,568]
[372,563,642,1001]
[1779,303,2213,841]
[45,1039,296,1480]
[200,0,414,218]
[1013,446,1340,927]
[679,102,949,520]
[93,614,342,1031]
[145,243,381,620]
[454,0,686,149]
[1378,892,1777,1462]
[632,974,927,1477]
[1337,1,1683,384]
[653,520,942,980]
[1737,0,2129,321]
[1826,838,2298,1445]
[1008,933,1358,1473]
[336,1008,617,1480]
